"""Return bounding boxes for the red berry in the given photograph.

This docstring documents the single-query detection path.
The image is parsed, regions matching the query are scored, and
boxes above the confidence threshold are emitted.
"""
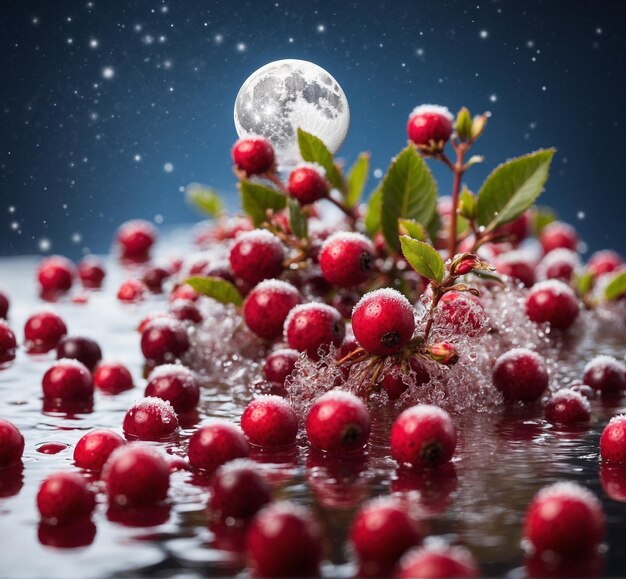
[24,311,68,354]
[319,232,375,288]
[407,105,453,147]
[42,359,94,402]
[263,348,299,386]
[351,497,423,576]
[380,371,409,401]
[209,459,272,520]
[74,429,125,470]
[306,390,371,453]
[390,405,457,469]
[540,221,578,254]
[525,280,579,330]
[0,419,25,467]
[523,481,605,556]
[56,336,102,372]
[0,321,17,367]
[141,318,190,365]
[169,283,201,303]
[494,212,530,245]
[545,389,591,425]
[287,165,328,205]
[141,265,171,292]
[587,250,623,277]
[144,364,200,413]
[103,445,170,506]
[0,290,9,319]
[37,256,75,294]
[247,501,323,577]
[436,292,486,337]
[187,421,250,471]
[232,137,275,175]
[117,279,148,303]
[116,219,157,260]
[284,303,345,360]
[93,361,134,394]
[77,256,106,289]
[492,348,548,403]
[243,280,302,340]
[583,355,625,395]
[352,289,415,356]
[600,415,626,464]
[123,397,179,441]
[495,251,536,288]
[395,542,479,578]
[36,471,95,523]
[169,299,203,324]
[241,395,298,447]
[536,248,579,282]
[229,230,285,285]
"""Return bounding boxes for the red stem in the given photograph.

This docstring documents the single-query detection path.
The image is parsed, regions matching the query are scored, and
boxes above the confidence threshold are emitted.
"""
[447,145,467,259]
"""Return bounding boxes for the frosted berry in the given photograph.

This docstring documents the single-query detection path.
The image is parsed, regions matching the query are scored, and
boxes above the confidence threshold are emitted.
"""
[396,543,479,578]
[0,290,9,319]
[352,289,415,356]
[232,137,275,175]
[495,252,536,288]
[169,299,203,324]
[525,280,579,330]
[587,249,623,277]
[229,230,285,286]
[103,445,170,506]
[56,336,102,372]
[407,105,453,147]
[0,419,24,467]
[169,283,201,302]
[536,248,580,282]
[319,232,375,288]
[0,321,17,367]
[141,318,189,365]
[37,256,75,294]
[391,405,457,469]
[42,359,94,402]
[123,397,179,441]
[436,292,486,337]
[209,459,272,520]
[241,395,298,447]
[350,497,423,577]
[583,355,625,396]
[306,390,371,453]
[600,415,626,464]
[545,389,591,425]
[287,165,328,205]
[262,348,299,386]
[247,501,323,577]
[74,429,125,471]
[93,361,134,394]
[116,219,156,260]
[243,280,302,340]
[492,348,549,403]
[24,311,68,354]
[495,212,530,245]
[187,421,250,471]
[141,265,171,293]
[145,364,200,413]
[117,279,147,303]
[284,302,345,360]
[540,221,578,254]
[37,471,95,524]
[523,481,605,556]
[77,256,105,289]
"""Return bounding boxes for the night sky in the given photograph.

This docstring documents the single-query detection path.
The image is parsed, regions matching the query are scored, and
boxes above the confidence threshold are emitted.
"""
[1,1,625,259]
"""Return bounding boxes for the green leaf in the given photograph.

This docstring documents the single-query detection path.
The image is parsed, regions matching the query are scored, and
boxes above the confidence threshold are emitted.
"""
[399,235,444,283]
[288,198,308,240]
[185,183,223,218]
[399,219,426,241]
[476,148,555,230]
[346,153,370,208]
[604,271,626,301]
[575,270,595,297]
[381,146,438,251]
[297,128,343,191]
[364,187,382,236]
[533,205,557,236]
[458,187,477,220]
[240,181,287,227]
[186,276,243,307]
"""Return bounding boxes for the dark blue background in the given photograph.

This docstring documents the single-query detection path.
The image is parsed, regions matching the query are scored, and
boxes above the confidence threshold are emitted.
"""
[1,1,625,259]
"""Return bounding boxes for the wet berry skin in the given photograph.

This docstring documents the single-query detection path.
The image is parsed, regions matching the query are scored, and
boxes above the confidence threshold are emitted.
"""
[407,105,453,147]
[319,232,375,288]
[395,543,480,578]
[0,419,25,467]
[243,280,302,340]
[0,290,9,319]
[209,459,272,520]
[77,256,106,289]
[36,471,96,524]
[116,219,157,261]
[390,405,457,469]
[284,303,345,360]
[42,359,94,402]
[306,390,371,453]
[103,445,170,507]
[246,501,324,577]
[123,397,179,441]
[544,389,591,425]
[229,230,285,286]
[93,361,134,394]
[583,355,625,396]
[169,299,203,324]
[241,395,299,447]
[540,221,578,254]
[288,165,329,205]
[37,256,75,294]
[0,321,17,366]
[74,429,125,471]
[232,137,275,175]
[523,481,605,557]
[24,311,68,354]
[600,416,626,464]
[56,336,102,372]
[525,280,579,330]
[140,318,190,365]
[262,348,299,386]
[187,421,250,472]
[145,364,200,413]
[492,348,549,403]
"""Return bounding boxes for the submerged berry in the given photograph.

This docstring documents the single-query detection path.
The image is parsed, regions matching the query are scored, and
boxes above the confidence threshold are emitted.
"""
[0,321,17,367]
[600,416,626,464]
[262,348,299,386]
[187,421,250,472]
[56,336,102,372]
[583,355,625,396]
[93,361,134,394]
[241,395,298,447]
[122,397,179,441]
[525,280,579,330]
[544,389,591,425]
[42,359,94,402]
[492,348,549,403]
[36,471,95,524]
[24,311,68,354]
[144,364,200,413]
[74,429,125,471]
[0,419,25,467]
[395,542,479,578]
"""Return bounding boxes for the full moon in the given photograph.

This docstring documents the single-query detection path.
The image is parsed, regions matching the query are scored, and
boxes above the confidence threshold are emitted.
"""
[233,59,350,167]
